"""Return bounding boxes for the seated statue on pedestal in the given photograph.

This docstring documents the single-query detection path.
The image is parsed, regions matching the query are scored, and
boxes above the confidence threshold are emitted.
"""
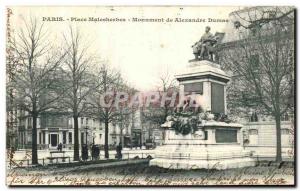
[192,26,219,61]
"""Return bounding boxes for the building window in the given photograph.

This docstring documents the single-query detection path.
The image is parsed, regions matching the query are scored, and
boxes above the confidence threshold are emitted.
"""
[281,129,290,135]
[99,134,102,139]
[63,131,67,144]
[27,117,32,128]
[43,132,45,144]
[81,132,84,144]
[27,136,32,143]
[69,132,72,144]
[281,113,290,121]
[39,132,41,144]
[113,125,116,133]
[250,112,259,122]
[68,119,72,128]
[81,118,84,125]
[86,118,89,125]
[204,131,208,140]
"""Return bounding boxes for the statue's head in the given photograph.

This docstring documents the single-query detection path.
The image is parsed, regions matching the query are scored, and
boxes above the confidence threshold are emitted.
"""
[205,26,211,32]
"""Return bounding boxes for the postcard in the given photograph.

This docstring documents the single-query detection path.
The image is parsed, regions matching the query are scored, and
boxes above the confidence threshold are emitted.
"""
[5,6,295,186]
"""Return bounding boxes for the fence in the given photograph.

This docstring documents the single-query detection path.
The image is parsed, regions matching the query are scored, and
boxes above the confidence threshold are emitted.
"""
[7,152,153,169]
[7,157,72,168]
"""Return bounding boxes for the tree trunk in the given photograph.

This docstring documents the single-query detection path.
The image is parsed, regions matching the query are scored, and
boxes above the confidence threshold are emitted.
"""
[31,113,38,165]
[73,116,80,161]
[120,109,124,147]
[120,128,124,147]
[104,119,109,158]
[275,113,282,162]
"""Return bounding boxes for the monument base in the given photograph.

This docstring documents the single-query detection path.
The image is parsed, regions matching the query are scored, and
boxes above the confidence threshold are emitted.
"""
[149,144,256,170]
[150,158,255,170]
[149,125,256,170]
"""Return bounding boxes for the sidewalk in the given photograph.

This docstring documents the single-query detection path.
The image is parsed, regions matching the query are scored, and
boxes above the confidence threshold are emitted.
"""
[49,158,151,173]
[7,148,155,168]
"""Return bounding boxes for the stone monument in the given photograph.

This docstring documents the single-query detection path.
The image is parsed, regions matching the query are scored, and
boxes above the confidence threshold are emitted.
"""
[149,28,256,170]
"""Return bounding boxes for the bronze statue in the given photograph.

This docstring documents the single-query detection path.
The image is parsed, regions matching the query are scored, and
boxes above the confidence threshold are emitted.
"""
[192,26,219,61]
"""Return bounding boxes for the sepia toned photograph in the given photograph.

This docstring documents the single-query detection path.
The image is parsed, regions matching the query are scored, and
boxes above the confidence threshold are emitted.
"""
[5,5,295,186]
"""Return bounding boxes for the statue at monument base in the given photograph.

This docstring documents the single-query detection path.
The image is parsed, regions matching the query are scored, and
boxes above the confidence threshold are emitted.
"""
[149,110,256,170]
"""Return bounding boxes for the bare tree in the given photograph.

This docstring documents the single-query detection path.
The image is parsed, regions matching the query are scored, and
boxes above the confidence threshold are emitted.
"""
[142,73,178,126]
[117,105,131,147]
[6,8,19,150]
[117,87,137,148]
[88,64,127,158]
[62,27,96,161]
[220,7,295,162]
[140,73,178,143]
[11,17,66,164]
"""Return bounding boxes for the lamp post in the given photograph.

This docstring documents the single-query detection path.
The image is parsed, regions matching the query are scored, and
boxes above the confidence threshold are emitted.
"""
[92,132,95,145]
[120,107,123,147]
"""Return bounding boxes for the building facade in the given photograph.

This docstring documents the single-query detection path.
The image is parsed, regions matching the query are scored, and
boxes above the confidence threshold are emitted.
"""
[242,119,294,160]
[16,109,148,150]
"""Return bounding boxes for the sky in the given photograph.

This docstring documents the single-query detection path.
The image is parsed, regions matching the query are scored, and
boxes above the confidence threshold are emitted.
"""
[9,6,239,91]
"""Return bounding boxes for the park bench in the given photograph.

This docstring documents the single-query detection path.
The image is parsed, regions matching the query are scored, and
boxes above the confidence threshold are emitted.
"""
[47,151,68,164]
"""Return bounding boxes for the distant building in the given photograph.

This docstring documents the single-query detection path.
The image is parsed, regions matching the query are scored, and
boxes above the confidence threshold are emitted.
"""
[15,109,147,150]
[17,110,103,150]
[242,120,294,160]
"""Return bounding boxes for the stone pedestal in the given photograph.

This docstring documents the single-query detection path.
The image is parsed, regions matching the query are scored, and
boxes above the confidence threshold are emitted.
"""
[175,60,230,114]
[149,60,256,170]
[150,122,256,170]
[150,146,255,170]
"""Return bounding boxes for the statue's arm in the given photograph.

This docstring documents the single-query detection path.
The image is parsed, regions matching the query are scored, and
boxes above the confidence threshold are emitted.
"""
[192,40,201,47]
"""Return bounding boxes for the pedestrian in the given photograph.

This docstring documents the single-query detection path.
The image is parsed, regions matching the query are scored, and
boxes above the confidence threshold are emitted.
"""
[116,142,122,160]
[57,143,62,151]
[81,144,88,161]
